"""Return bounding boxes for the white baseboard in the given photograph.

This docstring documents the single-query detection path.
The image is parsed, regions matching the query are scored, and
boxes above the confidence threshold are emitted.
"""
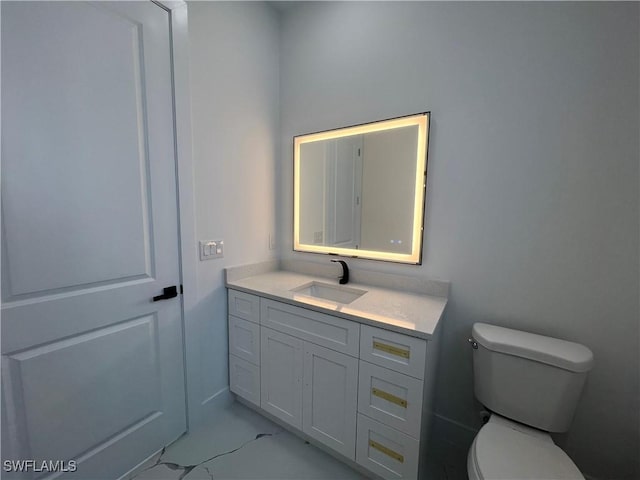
[431,413,478,450]
[201,386,233,411]
[185,386,234,430]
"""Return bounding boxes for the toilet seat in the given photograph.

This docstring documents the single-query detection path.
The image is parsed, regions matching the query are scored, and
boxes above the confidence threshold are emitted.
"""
[468,415,584,480]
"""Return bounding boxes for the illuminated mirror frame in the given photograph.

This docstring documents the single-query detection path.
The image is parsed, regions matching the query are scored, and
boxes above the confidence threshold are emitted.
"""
[293,112,430,264]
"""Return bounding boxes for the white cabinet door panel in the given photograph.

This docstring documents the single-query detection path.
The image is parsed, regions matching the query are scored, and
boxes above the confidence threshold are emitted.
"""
[229,315,260,365]
[229,355,261,407]
[303,343,358,459]
[260,327,303,429]
[228,290,260,324]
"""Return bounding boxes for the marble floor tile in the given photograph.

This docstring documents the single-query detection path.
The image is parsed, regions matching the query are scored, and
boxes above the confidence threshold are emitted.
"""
[198,428,367,480]
[131,400,468,480]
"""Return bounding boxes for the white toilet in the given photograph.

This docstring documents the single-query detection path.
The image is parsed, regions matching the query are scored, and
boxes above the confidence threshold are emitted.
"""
[467,322,594,480]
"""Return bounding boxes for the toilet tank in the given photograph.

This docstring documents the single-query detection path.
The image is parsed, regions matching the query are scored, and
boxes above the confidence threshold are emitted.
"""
[471,323,594,433]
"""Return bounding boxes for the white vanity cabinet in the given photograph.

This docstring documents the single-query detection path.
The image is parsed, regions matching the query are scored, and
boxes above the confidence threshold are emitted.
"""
[227,288,440,480]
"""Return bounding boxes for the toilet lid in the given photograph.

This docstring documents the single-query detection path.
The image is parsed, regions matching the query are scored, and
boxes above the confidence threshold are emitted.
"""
[471,420,584,480]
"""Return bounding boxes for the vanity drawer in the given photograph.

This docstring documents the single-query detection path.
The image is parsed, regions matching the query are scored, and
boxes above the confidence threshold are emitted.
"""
[228,315,260,365]
[229,354,260,407]
[358,361,423,438]
[228,289,260,324]
[261,299,360,357]
[356,414,419,479]
[360,325,426,379]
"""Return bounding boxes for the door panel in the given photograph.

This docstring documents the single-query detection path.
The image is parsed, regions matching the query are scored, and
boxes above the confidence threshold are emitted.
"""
[4,317,161,463]
[229,355,261,407]
[303,343,357,459]
[2,1,155,297]
[260,328,303,429]
[1,2,186,478]
[229,316,260,365]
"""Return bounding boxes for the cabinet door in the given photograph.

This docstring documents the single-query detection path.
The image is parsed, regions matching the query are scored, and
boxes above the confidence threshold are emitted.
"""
[303,343,358,460]
[229,354,260,407]
[260,327,303,429]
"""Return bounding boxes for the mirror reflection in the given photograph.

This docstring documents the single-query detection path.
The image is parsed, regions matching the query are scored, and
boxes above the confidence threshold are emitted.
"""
[294,113,429,264]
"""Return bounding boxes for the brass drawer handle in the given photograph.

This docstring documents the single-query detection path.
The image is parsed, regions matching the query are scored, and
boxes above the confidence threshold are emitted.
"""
[372,387,407,408]
[373,340,410,359]
[369,440,404,463]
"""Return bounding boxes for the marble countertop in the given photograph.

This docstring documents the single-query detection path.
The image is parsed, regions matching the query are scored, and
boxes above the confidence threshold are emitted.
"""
[225,268,447,340]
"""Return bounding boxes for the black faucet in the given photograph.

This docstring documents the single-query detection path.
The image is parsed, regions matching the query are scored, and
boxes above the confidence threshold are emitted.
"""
[331,259,349,285]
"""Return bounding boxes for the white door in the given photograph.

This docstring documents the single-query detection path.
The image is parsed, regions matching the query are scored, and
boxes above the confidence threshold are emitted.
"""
[325,136,363,248]
[1,2,186,478]
[260,328,303,429]
[302,343,358,459]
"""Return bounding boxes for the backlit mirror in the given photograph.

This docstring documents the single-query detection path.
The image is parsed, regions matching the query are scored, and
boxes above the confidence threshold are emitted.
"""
[294,113,429,264]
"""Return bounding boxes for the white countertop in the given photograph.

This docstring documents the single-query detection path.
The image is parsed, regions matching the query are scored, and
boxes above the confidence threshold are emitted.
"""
[226,270,447,340]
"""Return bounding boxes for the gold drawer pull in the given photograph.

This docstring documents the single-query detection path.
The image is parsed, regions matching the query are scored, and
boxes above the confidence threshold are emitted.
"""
[373,341,410,359]
[369,440,404,463]
[372,388,407,408]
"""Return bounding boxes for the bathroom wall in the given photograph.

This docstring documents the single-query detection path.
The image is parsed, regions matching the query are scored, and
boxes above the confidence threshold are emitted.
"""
[279,2,640,478]
[187,1,279,423]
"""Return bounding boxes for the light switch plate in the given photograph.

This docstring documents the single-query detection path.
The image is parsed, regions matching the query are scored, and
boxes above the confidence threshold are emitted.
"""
[213,240,224,258]
[200,240,224,260]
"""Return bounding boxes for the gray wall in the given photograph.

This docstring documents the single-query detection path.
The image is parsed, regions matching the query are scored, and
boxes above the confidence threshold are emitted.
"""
[361,127,418,254]
[279,3,639,478]
[187,1,279,422]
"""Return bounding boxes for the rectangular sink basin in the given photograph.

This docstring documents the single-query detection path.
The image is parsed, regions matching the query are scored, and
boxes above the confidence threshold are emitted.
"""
[291,281,366,305]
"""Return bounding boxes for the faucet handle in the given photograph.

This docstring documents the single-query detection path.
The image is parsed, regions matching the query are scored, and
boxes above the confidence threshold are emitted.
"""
[331,259,349,285]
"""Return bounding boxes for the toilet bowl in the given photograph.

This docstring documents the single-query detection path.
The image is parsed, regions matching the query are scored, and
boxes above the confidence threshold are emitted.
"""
[468,323,594,480]
[467,414,583,480]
